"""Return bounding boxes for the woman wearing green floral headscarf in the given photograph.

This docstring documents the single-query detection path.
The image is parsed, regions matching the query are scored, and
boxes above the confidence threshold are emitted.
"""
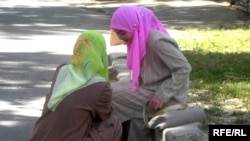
[28,30,122,141]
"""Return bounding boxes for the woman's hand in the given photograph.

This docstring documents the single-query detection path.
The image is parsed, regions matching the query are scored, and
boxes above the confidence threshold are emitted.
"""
[148,94,163,110]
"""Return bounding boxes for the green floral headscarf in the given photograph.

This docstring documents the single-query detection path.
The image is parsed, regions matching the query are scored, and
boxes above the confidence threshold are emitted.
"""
[47,30,109,111]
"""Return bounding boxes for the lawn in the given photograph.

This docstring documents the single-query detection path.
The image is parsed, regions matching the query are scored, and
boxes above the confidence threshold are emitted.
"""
[174,25,250,125]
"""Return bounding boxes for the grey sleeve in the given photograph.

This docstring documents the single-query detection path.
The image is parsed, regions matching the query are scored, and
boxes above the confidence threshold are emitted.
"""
[154,37,192,104]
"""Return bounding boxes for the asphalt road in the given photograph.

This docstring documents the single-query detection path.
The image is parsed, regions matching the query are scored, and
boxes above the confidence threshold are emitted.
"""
[0,1,112,141]
[0,0,249,141]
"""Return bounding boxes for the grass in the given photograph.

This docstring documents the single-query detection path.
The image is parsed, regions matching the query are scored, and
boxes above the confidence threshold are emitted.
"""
[175,25,250,125]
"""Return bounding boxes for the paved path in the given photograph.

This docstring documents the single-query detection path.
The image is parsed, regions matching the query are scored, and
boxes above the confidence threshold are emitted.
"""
[0,0,249,141]
[78,0,249,28]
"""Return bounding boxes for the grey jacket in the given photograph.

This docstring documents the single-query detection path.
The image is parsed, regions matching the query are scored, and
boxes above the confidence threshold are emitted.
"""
[140,30,192,104]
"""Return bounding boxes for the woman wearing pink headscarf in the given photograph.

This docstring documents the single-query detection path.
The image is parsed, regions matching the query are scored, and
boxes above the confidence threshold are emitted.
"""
[110,6,192,140]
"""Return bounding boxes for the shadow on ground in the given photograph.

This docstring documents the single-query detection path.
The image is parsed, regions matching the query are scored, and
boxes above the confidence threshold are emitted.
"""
[81,0,250,29]
[0,5,110,40]
[0,52,70,141]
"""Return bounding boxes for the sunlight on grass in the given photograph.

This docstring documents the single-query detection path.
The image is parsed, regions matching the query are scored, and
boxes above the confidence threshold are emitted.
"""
[179,26,250,53]
[175,25,250,124]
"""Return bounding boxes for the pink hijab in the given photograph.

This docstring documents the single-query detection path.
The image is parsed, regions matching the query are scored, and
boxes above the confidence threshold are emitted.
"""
[110,6,168,92]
